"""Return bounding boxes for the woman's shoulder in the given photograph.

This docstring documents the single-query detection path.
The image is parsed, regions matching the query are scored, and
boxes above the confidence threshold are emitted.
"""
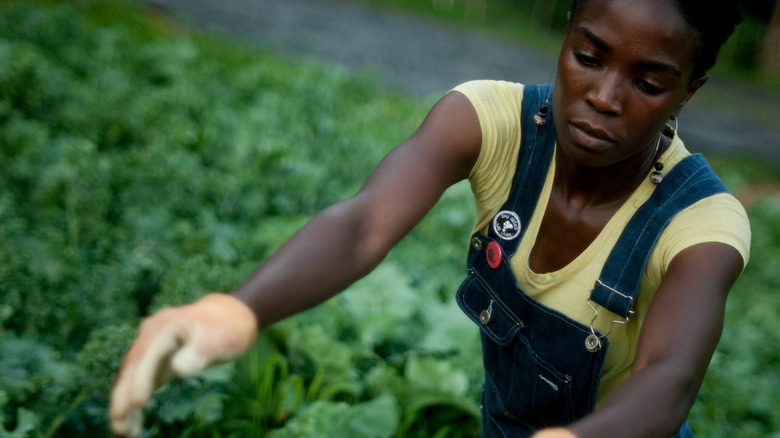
[451,80,526,103]
[456,81,530,226]
[655,189,751,272]
[638,135,751,277]
[449,80,527,137]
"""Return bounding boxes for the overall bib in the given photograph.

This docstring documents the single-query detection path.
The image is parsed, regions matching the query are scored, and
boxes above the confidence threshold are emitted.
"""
[456,84,727,437]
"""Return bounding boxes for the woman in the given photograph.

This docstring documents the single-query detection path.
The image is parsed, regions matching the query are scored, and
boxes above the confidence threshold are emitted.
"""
[110,0,750,436]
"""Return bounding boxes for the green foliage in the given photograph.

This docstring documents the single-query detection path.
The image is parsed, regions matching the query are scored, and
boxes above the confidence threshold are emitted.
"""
[0,407,39,438]
[1,0,778,437]
[0,337,71,432]
[689,196,780,438]
[0,0,463,435]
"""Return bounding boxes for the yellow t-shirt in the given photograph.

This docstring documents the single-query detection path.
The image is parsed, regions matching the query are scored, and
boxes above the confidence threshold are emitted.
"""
[453,80,751,403]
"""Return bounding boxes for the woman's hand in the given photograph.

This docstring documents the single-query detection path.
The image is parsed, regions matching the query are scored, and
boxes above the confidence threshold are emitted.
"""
[108,90,481,437]
[109,293,258,437]
[532,428,578,438]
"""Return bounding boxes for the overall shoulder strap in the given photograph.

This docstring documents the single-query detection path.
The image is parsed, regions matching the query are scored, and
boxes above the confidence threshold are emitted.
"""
[487,83,556,257]
[589,154,730,319]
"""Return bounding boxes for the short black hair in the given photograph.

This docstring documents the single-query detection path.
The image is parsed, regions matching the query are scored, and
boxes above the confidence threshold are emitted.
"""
[568,0,743,78]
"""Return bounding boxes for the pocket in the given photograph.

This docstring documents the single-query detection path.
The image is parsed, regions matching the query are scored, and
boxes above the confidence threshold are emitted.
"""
[456,269,576,428]
[456,271,523,346]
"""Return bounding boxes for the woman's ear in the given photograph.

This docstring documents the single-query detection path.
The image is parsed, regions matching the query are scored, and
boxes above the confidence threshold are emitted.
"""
[672,74,708,119]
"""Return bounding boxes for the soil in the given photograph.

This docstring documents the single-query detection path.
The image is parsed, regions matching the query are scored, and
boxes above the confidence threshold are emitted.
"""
[140,0,780,170]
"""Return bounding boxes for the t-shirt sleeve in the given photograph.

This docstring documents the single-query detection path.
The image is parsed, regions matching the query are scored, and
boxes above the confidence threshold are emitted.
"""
[652,193,751,276]
[450,80,526,232]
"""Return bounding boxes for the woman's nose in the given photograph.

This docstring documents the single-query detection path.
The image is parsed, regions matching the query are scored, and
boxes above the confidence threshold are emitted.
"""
[585,72,624,115]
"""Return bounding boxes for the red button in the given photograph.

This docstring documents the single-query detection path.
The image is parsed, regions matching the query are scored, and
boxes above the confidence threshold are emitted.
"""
[486,241,502,269]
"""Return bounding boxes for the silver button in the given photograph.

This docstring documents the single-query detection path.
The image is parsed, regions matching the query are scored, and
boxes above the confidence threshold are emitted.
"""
[585,334,601,353]
[479,300,494,325]
[471,236,483,251]
[479,310,491,324]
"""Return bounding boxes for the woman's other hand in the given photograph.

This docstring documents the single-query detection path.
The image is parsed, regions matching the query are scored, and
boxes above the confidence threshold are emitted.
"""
[109,293,258,437]
[532,428,579,438]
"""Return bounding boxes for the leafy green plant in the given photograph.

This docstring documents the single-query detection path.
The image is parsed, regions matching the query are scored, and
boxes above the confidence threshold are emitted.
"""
[689,195,780,438]
[1,0,778,437]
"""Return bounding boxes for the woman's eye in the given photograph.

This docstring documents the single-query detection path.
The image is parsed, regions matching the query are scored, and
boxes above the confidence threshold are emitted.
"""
[636,79,665,95]
[574,52,599,67]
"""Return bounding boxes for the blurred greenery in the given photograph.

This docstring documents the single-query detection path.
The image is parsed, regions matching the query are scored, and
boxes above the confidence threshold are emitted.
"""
[0,0,778,437]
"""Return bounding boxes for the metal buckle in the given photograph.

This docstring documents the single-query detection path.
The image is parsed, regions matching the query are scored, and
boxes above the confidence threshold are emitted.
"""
[584,283,634,353]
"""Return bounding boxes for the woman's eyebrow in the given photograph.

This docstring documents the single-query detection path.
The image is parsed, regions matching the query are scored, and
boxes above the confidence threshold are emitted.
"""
[575,26,611,51]
[636,60,683,77]
[575,25,682,77]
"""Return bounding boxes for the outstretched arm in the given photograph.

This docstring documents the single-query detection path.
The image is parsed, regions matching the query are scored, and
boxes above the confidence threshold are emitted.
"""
[109,91,482,436]
[535,241,744,438]
[233,90,482,327]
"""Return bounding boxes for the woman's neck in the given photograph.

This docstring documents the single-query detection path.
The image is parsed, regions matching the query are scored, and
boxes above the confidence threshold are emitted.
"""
[553,136,669,209]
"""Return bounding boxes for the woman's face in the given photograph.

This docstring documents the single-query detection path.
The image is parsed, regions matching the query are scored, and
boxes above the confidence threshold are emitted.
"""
[553,0,706,169]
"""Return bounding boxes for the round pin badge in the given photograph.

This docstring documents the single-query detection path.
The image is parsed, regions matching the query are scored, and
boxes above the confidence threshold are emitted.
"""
[492,210,521,240]
[486,241,502,269]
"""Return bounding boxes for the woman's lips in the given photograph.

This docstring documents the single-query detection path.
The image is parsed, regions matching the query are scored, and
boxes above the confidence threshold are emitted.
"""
[569,122,616,151]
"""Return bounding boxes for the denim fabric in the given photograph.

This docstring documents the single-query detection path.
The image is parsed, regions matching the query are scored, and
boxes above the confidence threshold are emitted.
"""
[458,234,607,436]
[456,84,725,437]
[673,421,695,438]
[589,154,728,319]
[494,84,556,257]
[458,83,605,436]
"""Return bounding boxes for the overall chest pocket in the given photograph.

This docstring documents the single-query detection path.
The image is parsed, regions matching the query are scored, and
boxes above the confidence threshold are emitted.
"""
[457,269,579,431]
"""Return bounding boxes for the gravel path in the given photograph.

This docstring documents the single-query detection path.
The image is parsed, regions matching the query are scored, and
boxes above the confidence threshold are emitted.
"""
[140,0,780,168]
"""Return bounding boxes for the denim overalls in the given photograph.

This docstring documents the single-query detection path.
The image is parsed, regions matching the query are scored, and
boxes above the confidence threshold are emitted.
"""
[456,84,727,437]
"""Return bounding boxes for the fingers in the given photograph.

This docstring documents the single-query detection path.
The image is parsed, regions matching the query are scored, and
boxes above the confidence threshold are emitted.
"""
[131,321,186,400]
[108,404,143,438]
[110,316,191,436]
[125,408,144,438]
[109,293,259,436]
[170,325,209,376]
[111,345,143,436]
[531,428,579,438]
[110,386,140,437]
